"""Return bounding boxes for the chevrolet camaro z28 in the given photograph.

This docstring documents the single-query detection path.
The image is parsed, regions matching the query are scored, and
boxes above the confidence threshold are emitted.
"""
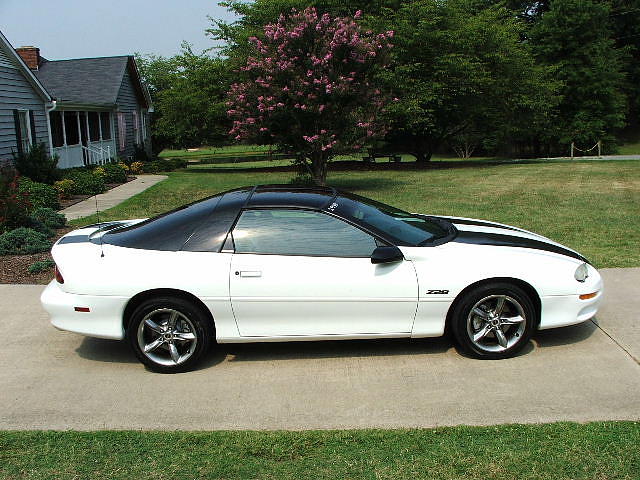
[41,185,603,372]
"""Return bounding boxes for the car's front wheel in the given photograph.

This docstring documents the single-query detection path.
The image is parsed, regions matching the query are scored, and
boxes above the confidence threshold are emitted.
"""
[127,296,213,373]
[451,282,536,359]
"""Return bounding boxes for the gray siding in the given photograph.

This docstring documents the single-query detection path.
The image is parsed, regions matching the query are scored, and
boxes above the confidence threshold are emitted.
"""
[115,68,146,159]
[0,48,13,69]
[0,64,49,160]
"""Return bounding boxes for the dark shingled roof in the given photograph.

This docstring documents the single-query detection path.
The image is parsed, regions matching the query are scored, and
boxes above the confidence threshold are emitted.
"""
[35,56,129,106]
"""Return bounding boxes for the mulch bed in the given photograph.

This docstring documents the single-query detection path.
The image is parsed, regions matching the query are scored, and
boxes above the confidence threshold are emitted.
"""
[0,227,73,285]
[1,177,137,285]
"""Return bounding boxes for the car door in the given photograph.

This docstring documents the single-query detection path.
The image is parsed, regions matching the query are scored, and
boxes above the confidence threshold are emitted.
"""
[228,208,418,337]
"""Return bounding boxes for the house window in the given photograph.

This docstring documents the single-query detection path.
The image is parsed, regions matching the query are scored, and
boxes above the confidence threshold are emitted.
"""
[140,112,147,140]
[117,112,126,151]
[133,110,140,144]
[15,110,32,154]
[88,112,100,142]
[64,111,80,145]
[100,112,112,140]
[50,111,64,147]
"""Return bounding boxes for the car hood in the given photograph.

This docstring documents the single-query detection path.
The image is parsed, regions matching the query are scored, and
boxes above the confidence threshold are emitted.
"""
[424,215,588,263]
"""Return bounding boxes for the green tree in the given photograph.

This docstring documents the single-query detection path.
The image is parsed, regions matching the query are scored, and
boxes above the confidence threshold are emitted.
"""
[611,0,640,133]
[530,0,626,152]
[376,0,558,161]
[137,44,232,150]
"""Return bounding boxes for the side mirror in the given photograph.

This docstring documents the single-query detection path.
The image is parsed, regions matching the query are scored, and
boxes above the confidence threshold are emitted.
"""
[371,245,404,264]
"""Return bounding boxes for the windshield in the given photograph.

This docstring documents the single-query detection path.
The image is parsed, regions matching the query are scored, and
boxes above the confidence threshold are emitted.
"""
[330,193,451,246]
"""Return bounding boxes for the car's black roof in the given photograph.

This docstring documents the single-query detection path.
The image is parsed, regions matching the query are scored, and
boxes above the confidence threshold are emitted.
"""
[246,185,337,210]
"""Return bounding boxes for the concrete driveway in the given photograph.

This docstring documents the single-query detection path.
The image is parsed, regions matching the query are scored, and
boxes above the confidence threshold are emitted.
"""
[0,268,638,430]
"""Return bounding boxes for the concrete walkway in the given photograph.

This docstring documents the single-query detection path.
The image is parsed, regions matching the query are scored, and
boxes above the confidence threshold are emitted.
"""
[60,174,167,220]
[0,268,637,430]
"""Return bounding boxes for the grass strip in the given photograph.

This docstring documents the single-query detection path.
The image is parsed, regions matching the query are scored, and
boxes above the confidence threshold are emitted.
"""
[1,422,638,480]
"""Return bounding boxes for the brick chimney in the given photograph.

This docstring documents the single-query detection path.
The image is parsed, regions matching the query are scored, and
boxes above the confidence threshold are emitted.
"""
[15,46,40,70]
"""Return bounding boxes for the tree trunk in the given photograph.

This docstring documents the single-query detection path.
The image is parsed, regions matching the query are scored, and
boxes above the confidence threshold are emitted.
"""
[413,150,433,163]
[310,152,328,185]
[412,138,434,163]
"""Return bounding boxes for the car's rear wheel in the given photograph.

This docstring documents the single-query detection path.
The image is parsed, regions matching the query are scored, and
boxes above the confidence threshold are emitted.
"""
[451,282,535,359]
[127,296,213,373]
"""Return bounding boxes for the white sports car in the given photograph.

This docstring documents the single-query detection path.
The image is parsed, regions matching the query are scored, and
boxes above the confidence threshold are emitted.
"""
[42,185,603,372]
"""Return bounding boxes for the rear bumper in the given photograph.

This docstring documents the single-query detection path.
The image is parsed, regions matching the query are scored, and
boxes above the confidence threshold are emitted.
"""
[40,281,127,340]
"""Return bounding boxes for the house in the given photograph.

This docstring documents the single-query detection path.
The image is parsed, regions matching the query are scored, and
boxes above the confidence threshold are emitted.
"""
[0,27,153,169]
[16,47,153,167]
[0,30,52,163]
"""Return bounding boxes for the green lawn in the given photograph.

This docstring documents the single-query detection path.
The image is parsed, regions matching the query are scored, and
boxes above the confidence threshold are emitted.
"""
[73,159,640,268]
[160,144,273,158]
[1,422,638,480]
[618,141,640,156]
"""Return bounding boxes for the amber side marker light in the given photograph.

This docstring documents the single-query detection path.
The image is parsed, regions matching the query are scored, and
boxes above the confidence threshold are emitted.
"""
[54,265,64,284]
[74,307,90,312]
[579,292,598,300]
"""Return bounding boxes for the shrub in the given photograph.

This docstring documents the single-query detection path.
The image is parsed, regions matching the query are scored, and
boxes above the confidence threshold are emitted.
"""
[62,170,106,195]
[168,157,188,170]
[118,162,130,174]
[130,161,144,175]
[133,144,150,162]
[142,161,161,173]
[28,259,55,274]
[102,163,127,183]
[13,143,60,184]
[30,207,66,229]
[18,177,60,210]
[54,179,75,199]
[0,167,30,232]
[92,166,106,179]
[0,227,51,255]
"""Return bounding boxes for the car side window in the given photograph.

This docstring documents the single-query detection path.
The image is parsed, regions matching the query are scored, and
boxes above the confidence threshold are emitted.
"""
[232,209,379,257]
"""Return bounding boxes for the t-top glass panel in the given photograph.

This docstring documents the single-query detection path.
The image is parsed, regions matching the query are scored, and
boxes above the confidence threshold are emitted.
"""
[233,209,377,257]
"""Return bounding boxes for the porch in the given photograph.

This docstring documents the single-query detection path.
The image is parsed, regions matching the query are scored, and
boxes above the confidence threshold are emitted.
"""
[50,109,118,168]
[53,140,117,169]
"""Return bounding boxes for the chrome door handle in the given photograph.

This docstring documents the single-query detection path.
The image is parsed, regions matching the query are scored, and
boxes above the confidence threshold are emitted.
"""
[238,270,262,277]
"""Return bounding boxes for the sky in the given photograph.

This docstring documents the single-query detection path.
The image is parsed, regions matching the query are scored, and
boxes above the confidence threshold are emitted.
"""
[0,0,238,59]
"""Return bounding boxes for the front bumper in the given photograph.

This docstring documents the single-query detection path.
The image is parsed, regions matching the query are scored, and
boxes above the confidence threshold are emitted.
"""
[40,280,128,340]
[538,289,603,330]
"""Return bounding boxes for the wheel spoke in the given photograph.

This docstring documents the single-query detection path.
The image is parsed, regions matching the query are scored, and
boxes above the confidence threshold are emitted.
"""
[144,318,164,334]
[494,296,506,316]
[174,332,196,342]
[144,338,163,353]
[169,343,180,363]
[472,307,489,319]
[473,324,492,342]
[501,315,525,325]
[495,327,508,348]
[168,311,179,328]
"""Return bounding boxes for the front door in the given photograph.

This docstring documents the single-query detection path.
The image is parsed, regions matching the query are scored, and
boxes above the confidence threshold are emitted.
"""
[228,208,418,337]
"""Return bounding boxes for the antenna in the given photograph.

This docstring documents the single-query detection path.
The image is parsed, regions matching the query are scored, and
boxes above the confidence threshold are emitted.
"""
[95,193,105,258]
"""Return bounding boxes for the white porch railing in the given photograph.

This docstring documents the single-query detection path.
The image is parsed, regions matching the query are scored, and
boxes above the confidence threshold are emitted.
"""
[81,144,112,166]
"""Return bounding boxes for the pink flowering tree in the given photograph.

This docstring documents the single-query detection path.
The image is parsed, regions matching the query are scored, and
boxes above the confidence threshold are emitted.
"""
[226,7,393,185]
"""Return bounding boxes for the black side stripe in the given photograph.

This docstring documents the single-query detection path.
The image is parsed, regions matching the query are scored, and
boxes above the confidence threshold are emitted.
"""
[430,216,523,233]
[453,231,588,263]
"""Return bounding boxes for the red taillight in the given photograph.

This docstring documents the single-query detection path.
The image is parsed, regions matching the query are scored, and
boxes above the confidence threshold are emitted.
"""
[54,265,64,284]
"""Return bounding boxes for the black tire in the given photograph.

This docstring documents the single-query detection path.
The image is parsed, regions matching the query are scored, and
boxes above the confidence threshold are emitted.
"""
[451,282,536,359]
[127,296,214,373]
